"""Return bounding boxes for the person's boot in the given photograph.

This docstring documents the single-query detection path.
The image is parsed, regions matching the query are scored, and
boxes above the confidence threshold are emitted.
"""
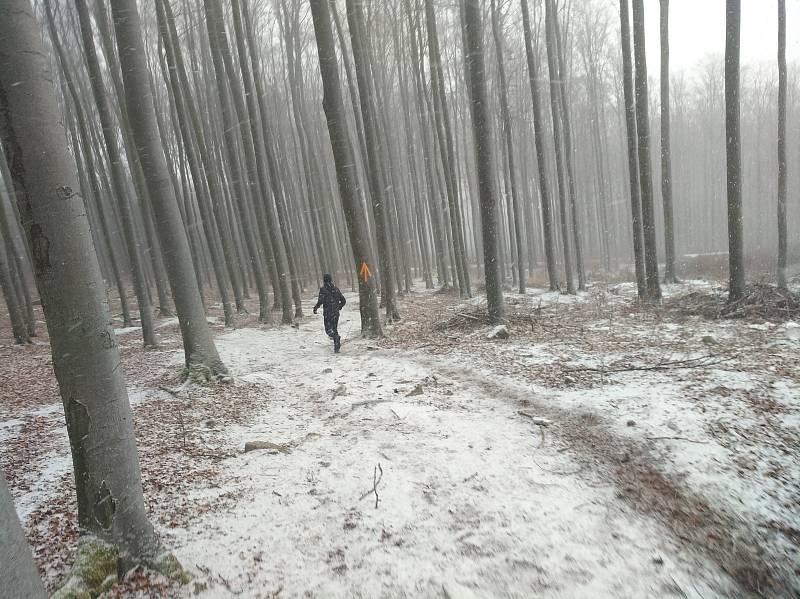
[334,335,341,353]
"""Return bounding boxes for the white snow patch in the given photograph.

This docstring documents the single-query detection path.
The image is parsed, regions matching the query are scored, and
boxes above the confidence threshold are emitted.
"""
[169,320,735,598]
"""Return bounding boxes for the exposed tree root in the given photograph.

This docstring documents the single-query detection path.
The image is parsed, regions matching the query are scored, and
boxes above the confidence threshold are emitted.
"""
[52,537,189,599]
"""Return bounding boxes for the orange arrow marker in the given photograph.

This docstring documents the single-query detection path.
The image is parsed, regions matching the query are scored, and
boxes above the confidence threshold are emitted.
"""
[359,261,372,282]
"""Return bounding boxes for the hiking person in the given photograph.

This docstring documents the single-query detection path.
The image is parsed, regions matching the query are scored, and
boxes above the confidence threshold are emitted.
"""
[313,274,346,353]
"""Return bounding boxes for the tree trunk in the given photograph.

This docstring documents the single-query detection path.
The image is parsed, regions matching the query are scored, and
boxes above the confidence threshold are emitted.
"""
[201,0,273,323]
[777,0,788,289]
[631,0,662,301]
[725,0,745,301]
[154,0,237,327]
[464,0,505,323]
[0,0,173,571]
[0,230,29,344]
[240,0,305,317]
[660,0,677,283]
[346,0,400,321]
[309,0,382,337]
[544,0,575,294]
[619,0,646,299]
[0,470,46,598]
[159,0,246,317]
[425,0,471,297]
[111,0,227,376]
[550,0,586,291]
[521,0,558,291]
[212,0,293,325]
[75,0,158,346]
[491,0,526,294]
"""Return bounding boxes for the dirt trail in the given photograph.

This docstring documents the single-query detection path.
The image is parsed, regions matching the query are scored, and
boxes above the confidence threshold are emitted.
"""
[3,287,795,597]
[168,304,739,598]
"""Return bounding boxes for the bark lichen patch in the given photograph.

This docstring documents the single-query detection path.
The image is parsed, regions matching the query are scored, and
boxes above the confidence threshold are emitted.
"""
[51,537,119,599]
[154,551,192,584]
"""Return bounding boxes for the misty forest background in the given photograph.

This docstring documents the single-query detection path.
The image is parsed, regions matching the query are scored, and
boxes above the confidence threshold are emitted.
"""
[1,0,799,596]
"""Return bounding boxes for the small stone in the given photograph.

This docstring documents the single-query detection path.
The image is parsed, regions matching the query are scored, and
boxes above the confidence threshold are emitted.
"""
[406,384,424,397]
[564,375,576,386]
[244,440,291,454]
[627,420,636,427]
[487,325,510,340]
[322,368,333,374]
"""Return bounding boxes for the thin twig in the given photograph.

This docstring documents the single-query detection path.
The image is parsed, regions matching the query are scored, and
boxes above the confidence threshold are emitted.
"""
[359,462,383,508]
[566,354,735,374]
[646,436,709,445]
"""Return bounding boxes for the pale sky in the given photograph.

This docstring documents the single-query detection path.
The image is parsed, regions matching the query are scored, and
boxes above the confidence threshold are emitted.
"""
[642,0,800,73]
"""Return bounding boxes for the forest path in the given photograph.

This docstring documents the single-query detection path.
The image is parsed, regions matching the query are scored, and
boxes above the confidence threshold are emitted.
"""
[168,302,736,598]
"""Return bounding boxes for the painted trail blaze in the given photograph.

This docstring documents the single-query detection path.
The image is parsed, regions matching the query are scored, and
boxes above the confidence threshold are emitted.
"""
[359,261,372,282]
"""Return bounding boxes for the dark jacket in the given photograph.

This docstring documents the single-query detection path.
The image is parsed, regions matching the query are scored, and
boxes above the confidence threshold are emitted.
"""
[314,282,346,316]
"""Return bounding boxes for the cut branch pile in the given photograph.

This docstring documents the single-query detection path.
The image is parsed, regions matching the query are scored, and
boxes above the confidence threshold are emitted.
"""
[667,283,800,322]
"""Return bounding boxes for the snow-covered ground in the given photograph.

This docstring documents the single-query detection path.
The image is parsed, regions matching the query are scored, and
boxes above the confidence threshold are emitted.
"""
[1,282,798,597]
[163,298,738,598]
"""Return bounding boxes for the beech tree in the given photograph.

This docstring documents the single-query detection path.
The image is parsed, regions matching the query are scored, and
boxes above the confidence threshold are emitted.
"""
[464,0,505,323]
[309,0,383,337]
[521,0,558,292]
[0,471,45,599]
[544,0,576,295]
[112,0,227,376]
[631,0,662,301]
[346,0,400,321]
[491,0,525,294]
[75,0,158,347]
[660,0,677,283]
[0,1,185,593]
[777,0,788,289]
[725,0,745,301]
[619,0,646,299]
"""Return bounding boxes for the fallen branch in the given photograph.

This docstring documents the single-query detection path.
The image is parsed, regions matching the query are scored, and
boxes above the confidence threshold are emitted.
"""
[518,411,553,427]
[565,354,735,374]
[518,411,551,447]
[359,463,383,508]
[646,436,709,445]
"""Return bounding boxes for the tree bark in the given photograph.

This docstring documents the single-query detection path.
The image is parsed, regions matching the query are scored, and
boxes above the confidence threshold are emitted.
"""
[425,0,471,297]
[213,0,294,324]
[346,0,400,321]
[0,470,46,598]
[309,0,382,337]
[111,0,227,376]
[544,0,575,294]
[154,0,237,327]
[777,0,788,289]
[201,0,273,323]
[492,0,526,294]
[619,0,646,299]
[464,0,505,323]
[240,0,305,317]
[725,0,745,301]
[550,0,586,291]
[660,0,677,283]
[75,0,158,346]
[0,0,165,563]
[631,0,662,301]
[521,0,558,291]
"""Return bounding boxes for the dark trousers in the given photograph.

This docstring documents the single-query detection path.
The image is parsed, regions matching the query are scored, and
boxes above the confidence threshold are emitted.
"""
[324,312,340,341]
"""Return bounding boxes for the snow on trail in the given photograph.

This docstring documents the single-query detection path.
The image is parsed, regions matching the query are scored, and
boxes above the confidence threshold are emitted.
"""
[170,307,735,598]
